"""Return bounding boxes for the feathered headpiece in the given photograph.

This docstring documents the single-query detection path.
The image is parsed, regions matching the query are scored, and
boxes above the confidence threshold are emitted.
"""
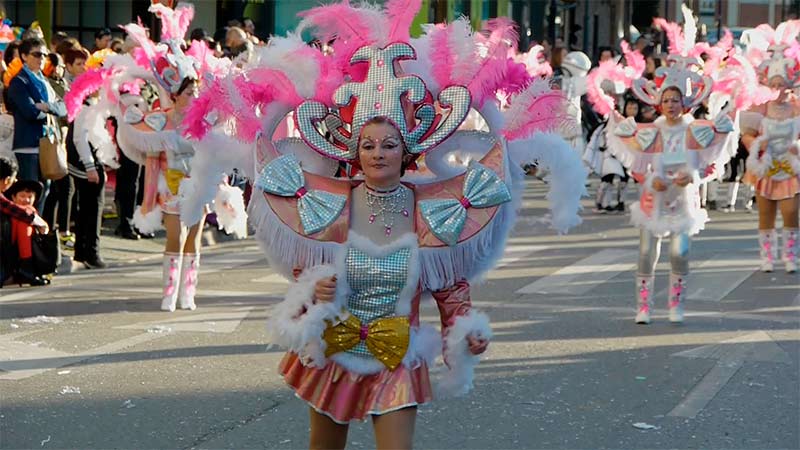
[742,20,800,85]
[122,2,199,94]
[585,41,645,116]
[634,5,712,108]
[295,42,471,162]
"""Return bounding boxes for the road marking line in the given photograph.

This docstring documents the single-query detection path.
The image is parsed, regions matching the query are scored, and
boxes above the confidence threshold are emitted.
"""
[516,249,637,295]
[658,253,758,302]
[668,331,791,418]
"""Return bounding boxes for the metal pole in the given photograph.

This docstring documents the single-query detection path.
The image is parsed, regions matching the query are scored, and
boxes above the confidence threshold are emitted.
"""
[548,0,557,44]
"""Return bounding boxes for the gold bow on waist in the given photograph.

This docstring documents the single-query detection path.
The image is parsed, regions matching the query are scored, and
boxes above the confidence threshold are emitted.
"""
[165,169,186,195]
[323,314,410,370]
[767,159,795,177]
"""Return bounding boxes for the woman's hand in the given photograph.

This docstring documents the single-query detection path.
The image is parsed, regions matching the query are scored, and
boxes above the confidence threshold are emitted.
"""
[467,335,488,355]
[651,177,669,192]
[673,172,693,187]
[314,276,337,303]
[86,169,100,184]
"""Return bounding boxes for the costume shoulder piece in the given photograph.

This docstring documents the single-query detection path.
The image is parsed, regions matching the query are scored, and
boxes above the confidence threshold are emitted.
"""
[186,0,587,287]
[607,115,661,173]
[116,104,179,164]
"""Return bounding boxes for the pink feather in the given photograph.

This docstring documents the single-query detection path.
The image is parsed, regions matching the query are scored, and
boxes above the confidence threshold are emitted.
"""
[585,60,628,116]
[502,78,571,140]
[120,23,157,61]
[385,0,421,42]
[462,18,520,106]
[182,86,218,139]
[65,68,113,122]
[150,3,194,41]
[653,18,685,55]
[299,2,384,77]
[119,80,141,96]
[620,41,645,78]
[500,59,532,96]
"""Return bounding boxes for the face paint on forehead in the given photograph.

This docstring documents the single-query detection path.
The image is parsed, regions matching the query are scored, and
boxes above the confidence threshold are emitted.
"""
[361,135,401,145]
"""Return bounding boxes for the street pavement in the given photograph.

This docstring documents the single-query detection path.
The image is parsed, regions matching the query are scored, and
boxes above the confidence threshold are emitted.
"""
[1,179,798,450]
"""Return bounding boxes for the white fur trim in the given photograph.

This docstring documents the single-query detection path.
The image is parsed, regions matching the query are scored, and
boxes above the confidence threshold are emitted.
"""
[133,205,163,233]
[435,310,492,398]
[265,264,341,368]
[212,183,248,239]
[789,151,800,175]
[629,196,708,237]
[746,137,770,178]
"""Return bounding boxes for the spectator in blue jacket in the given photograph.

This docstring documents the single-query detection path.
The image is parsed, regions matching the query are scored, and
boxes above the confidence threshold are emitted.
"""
[6,37,66,211]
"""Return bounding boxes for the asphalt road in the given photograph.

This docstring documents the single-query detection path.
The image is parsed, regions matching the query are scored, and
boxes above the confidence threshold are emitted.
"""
[1,179,798,450]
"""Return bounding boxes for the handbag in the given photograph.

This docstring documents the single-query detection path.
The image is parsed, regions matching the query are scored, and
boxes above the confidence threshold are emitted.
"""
[31,229,61,275]
[39,114,67,180]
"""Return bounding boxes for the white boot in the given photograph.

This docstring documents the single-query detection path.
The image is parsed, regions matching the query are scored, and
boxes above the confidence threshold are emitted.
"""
[178,253,199,310]
[783,228,798,273]
[635,275,654,324]
[161,253,182,312]
[759,230,778,272]
[668,272,687,323]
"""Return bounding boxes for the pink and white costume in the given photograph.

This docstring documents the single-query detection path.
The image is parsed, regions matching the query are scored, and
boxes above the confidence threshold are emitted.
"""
[588,5,742,324]
[183,0,586,424]
[66,3,240,311]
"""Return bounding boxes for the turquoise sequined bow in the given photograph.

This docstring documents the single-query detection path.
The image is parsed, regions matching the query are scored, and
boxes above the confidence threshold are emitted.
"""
[255,154,346,235]
[419,162,511,246]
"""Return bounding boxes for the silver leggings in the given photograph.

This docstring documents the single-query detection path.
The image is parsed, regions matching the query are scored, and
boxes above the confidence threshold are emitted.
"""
[637,230,690,276]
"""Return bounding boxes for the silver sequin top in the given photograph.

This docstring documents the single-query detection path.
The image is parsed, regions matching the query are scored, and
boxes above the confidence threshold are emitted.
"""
[344,243,411,358]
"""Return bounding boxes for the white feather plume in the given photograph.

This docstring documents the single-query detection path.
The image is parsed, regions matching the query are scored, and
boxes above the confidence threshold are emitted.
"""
[507,132,587,233]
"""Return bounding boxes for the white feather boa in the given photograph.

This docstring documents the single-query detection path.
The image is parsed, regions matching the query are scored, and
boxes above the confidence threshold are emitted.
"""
[436,309,492,398]
[265,264,341,368]
[212,183,248,238]
[133,205,164,233]
[181,131,254,226]
[507,132,587,233]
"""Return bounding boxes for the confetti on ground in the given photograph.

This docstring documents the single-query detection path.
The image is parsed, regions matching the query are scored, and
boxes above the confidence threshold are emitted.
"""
[19,316,63,324]
[632,422,659,430]
[9,323,19,329]
[56,370,71,375]
[40,435,51,447]
[59,386,80,395]
[122,399,136,409]
[146,325,173,334]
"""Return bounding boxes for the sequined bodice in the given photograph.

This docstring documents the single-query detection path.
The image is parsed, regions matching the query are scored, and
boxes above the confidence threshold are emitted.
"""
[345,243,411,357]
[659,123,689,169]
[167,134,195,175]
[763,118,796,157]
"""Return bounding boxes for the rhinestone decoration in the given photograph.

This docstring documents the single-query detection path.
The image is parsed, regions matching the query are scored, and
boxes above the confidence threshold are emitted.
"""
[295,42,471,162]
[419,161,512,246]
[365,185,409,236]
[344,245,411,358]
[254,154,346,235]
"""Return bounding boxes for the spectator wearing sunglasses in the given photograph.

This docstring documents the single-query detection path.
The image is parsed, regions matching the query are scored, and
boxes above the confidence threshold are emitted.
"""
[5,38,67,211]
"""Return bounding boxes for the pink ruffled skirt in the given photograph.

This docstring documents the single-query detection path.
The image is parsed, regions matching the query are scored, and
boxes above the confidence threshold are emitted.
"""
[279,352,433,424]
[744,172,800,200]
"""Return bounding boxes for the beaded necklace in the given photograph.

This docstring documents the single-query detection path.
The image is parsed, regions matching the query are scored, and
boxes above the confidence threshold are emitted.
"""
[364,184,409,236]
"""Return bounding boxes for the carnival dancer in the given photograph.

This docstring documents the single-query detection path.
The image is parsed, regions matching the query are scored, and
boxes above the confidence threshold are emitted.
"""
[66,2,238,312]
[591,6,740,324]
[740,21,800,273]
[181,1,586,448]
[584,43,646,214]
